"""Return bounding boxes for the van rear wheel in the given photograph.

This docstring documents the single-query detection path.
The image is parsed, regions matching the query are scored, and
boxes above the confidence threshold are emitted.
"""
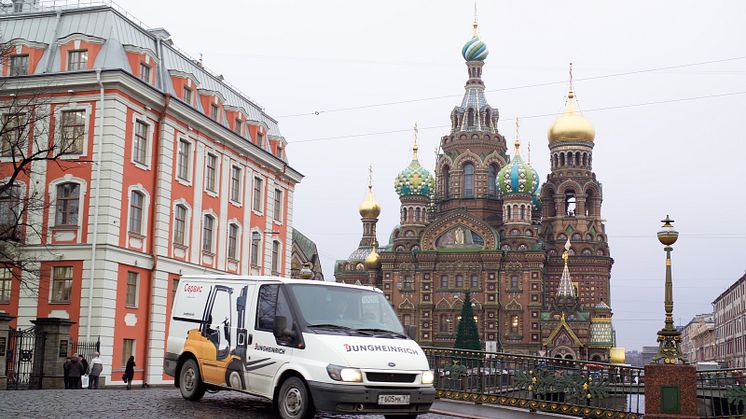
[276,376,314,419]
[179,359,206,401]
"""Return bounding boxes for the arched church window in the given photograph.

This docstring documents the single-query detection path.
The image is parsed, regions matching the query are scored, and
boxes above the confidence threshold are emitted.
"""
[455,275,464,288]
[442,166,450,199]
[510,315,519,334]
[560,153,566,167]
[467,108,475,128]
[402,207,407,222]
[415,207,421,222]
[572,233,581,241]
[463,163,474,197]
[506,205,512,220]
[582,249,592,256]
[520,206,525,220]
[487,164,497,197]
[518,244,527,251]
[565,190,576,216]
[576,152,581,167]
[485,109,491,128]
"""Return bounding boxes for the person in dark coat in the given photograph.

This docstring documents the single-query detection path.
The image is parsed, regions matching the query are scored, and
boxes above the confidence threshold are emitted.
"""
[63,357,72,389]
[124,356,135,390]
[67,353,85,389]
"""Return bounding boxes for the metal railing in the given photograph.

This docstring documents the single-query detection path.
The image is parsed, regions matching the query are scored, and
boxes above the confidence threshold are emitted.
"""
[697,368,746,418]
[68,336,100,362]
[424,347,645,419]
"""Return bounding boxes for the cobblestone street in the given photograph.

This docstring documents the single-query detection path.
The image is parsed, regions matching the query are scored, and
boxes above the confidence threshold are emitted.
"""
[0,388,453,419]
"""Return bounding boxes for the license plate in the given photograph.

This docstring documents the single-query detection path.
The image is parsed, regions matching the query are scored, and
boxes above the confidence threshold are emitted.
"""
[378,394,410,405]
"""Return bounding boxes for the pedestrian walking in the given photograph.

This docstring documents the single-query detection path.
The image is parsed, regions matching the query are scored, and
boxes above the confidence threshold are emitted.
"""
[79,354,89,388]
[63,357,71,389]
[67,353,85,389]
[125,356,135,390]
[88,352,103,389]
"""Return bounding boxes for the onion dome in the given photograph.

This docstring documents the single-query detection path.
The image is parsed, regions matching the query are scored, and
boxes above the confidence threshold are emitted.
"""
[358,184,381,219]
[462,36,488,62]
[364,243,381,270]
[394,135,435,198]
[498,139,539,195]
[548,90,595,143]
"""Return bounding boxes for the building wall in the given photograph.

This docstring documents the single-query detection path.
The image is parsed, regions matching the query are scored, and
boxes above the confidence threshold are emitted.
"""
[713,275,746,367]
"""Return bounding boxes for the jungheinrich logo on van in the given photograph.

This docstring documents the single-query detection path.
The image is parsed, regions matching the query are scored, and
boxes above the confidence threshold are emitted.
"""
[344,344,418,355]
[254,343,286,355]
[183,283,203,293]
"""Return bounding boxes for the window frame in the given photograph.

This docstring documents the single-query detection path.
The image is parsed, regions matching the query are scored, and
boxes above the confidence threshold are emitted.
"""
[183,86,193,104]
[9,54,29,76]
[210,103,220,121]
[271,240,281,274]
[51,266,73,303]
[125,271,139,308]
[60,110,86,155]
[202,214,215,253]
[176,138,191,182]
[139,62,151,83]
[132,120,149,166]
[230,165,242,203]
[0,183,21,239]
[0,268,11,304]
[55,182,80,227]
[273,188,283,222]
[128,190,145,235]
[1,112,26,158]
[67,49,88,71]
[463,163,475,198]
[205,153,218,193]
[121,339,135,368]
[173,204,188,246]
[250,231,261,268]
[252,177,264,213]
[228,223,239,260]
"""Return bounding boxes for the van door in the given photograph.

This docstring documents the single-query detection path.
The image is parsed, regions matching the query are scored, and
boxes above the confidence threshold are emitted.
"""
[245,284,301,397]
[200,285,234,383]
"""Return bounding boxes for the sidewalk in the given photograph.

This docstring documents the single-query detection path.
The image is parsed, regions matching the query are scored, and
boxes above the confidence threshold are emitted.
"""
[430,399,576,419]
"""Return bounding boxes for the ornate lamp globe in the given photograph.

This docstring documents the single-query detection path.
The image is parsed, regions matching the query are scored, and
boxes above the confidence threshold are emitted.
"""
[657,215,679,246]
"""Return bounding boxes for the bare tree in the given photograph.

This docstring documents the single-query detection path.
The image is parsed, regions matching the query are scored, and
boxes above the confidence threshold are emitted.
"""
[0,39,88,293]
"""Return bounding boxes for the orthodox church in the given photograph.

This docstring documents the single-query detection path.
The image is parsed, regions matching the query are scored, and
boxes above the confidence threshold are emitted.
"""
[335,18,615,361]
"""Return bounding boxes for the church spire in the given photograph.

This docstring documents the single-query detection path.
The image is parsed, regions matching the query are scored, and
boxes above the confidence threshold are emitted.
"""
[412,122,419,161]
[557,239,577,298]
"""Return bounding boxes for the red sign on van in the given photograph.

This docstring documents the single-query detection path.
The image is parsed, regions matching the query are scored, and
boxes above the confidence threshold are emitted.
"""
[183,283,203,294]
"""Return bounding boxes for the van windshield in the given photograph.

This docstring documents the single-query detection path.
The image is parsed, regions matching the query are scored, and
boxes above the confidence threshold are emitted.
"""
[287,284,405,336]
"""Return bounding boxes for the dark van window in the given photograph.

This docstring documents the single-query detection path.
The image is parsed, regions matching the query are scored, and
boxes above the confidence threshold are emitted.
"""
[256,284,295,338]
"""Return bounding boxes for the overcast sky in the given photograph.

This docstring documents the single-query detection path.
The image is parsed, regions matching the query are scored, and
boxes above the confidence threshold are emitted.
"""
[125,0,746,352]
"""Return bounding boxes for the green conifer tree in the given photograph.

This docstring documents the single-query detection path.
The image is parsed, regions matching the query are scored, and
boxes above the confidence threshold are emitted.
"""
[454,291,481,350]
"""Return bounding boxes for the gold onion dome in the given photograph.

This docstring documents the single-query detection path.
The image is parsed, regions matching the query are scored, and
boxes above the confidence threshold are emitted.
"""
[364,244,381,270]
[548,90,595,144]
[358,185,381,219]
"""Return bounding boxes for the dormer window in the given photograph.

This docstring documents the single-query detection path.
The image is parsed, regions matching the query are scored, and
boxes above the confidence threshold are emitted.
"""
[234,118,243,135]
[210,104,219,121]
[67,50,88,71]
[183,87,192,104]
[139,63,151,83]
[257,131,264,146]
[9,55,28,76]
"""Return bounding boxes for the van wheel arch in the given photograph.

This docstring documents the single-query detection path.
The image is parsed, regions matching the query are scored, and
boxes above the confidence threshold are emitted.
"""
[273,370,313,408]
[175,352,199,388]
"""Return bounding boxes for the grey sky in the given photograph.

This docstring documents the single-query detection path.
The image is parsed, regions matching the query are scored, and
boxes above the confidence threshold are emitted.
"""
[124,0,746,352]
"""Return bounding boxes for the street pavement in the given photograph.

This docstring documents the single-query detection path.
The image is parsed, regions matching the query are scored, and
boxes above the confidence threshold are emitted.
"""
[0,387,576,418]
[0,387,454,419]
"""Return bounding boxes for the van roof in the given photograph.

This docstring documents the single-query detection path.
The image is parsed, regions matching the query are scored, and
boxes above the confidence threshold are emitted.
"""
[179,275,383,293]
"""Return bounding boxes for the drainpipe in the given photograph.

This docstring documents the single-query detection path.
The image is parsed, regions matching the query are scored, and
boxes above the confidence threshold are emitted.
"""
[142,93,170,386]
[85,69,105,341]
[496,249,505,352]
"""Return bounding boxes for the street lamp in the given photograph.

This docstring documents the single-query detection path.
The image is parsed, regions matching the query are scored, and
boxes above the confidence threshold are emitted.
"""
[652,215,688,364]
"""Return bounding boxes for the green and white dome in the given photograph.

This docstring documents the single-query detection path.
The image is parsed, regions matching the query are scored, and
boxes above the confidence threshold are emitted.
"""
[462,36,488,61]
[395,158,435,198]
[498,140,540,195]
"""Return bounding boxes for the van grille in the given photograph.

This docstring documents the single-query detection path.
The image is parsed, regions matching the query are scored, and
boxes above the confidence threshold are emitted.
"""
[366,372,417,383]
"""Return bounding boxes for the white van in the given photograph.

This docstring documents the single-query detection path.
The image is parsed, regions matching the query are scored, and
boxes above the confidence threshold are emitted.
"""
[164,275,435,419]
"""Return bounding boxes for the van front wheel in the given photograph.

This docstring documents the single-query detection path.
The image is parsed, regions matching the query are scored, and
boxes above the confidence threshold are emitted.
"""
[179,359,206,401]
[276,376,314,419]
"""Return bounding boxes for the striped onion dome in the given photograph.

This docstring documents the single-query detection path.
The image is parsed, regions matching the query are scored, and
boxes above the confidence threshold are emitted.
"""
[462,36,488,61]
[498,139,539,195]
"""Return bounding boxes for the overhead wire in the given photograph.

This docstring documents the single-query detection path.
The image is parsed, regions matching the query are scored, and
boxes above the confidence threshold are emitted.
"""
[278,55,746,118]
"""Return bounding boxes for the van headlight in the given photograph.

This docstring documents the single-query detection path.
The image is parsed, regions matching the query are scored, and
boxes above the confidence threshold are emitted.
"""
[422,370,434,385]
[326,364,363,382]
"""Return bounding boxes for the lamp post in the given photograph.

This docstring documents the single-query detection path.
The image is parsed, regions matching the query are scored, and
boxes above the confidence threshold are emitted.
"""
[652,215,688,364]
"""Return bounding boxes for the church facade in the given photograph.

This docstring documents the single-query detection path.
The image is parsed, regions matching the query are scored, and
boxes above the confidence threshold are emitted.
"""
[335,20,615,361]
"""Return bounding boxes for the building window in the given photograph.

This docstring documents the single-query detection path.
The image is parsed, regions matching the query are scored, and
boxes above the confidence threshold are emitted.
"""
[228,223,239,260]
[440,275,448,289]
[257,132,264,147]
[51,266,73,303]
[271,241,280,274]
[125,271,138,308]
[176,139,191,180]
[455,275,463,288]
[9,55,29,76]
[204,153,217,192]
[0,183,21,239]
[183,86,192,104]
[133,121,148,165]
[55,183,80,226]
[253,177,263,212]
[403,314,412,326]
[202,215,214,253]
[60,110,85,154]
[0,268,11,303]
[250,232,261,267]
[230,165,241,203]
[273,189,282,221]
[121,339,135,368]
[210,103,219,121]
[510,315,519,334]
[1,113,26,157]
[129,191,144,234]
[171,278,179,308]
[488,164,497,197]
[234,118,243,135]
[439,314,449,333]
[173,204,187,245]
[470,275,479,289]
[463,163,474,197]
[139,63,151,83]
[67,50,88,71]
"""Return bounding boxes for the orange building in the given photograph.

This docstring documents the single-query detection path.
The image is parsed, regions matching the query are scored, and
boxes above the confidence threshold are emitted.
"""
[0,3,302,385]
